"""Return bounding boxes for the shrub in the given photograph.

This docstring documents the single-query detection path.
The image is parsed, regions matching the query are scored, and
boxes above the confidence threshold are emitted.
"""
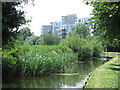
[2,46,23,78]
[60,35,103,61]
[42,33,61,45]
[90,37,103,57]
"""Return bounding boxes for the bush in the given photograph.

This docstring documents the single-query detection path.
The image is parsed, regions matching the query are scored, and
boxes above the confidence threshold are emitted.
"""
[42,33,61,45]
[60,35,86,52]
[90,37,103,57]
[78,43,93,61]
[60,35,103,61]
[2,46,23,78]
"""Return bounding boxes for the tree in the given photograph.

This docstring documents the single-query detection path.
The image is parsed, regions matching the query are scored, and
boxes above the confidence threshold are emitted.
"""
[24,36,43,45]
[2,2,27,46]
[84,1,120,46]
[17,27,33,41]
[42,33,61,45]
[70,23,90,38]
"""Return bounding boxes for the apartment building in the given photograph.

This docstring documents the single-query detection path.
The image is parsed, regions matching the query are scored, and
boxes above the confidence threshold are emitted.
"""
[75,17,91,26]
[41,14,92,38]
[41,25,52,35]
[50,22,61,35]
[61,14,77,25]
[57,25,67,38]
[58,14,77,38]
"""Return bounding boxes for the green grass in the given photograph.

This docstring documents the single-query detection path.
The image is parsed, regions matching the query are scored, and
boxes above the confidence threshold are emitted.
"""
[85,52,119,89]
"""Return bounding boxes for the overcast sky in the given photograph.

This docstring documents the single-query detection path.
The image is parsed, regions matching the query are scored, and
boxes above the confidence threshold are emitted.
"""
[23,0,93,36]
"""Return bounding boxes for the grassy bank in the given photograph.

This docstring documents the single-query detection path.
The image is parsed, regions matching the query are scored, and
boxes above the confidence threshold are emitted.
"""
[85,52,119,89]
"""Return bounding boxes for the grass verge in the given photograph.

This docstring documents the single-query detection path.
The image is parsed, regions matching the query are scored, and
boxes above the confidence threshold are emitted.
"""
[85,52,120,89]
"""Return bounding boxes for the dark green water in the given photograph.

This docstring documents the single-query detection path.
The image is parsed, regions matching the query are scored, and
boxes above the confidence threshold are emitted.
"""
[3,59,107,88]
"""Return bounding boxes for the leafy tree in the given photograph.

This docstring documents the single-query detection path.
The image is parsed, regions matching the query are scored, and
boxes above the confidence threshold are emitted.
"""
[2,0,34,47]
[42,33,61,45]
[70,23,89,38]
[17,27,33,41]
[84,1,120,46]
[24,36,43,45]
[2,2,27,46]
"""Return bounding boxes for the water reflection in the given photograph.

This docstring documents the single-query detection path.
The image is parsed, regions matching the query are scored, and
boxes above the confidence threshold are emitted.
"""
[3,59,107,88]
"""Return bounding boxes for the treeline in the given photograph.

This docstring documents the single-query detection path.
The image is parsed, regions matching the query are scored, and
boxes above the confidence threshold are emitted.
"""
[16,27,61,45]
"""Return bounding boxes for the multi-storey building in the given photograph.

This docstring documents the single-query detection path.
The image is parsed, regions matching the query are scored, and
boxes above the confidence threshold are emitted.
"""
[41,15,92,38]
[50,22,61,35]
[41,25,52,35]
[57,25,67,38]
[58,14,77,38]
[75,17,91,26]
[61,14,77,25]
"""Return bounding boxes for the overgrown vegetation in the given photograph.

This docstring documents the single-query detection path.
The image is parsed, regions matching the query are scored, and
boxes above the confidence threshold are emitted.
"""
[2,45,77,78]
[61,35,103,61]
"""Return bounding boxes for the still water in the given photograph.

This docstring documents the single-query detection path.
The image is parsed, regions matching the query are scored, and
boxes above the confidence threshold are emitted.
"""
[3,59,107,88]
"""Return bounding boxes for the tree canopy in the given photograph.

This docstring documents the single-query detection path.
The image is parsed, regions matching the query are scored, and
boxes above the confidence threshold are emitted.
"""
[18,27,33,41]
[85,1,120,46]
[2,0,34,47]
[42,33,61,45]
[70,23,90,38]
[24,35,43,45]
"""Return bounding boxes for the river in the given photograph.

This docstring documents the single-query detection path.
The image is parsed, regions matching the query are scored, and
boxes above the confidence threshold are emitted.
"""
[2,59,107,88]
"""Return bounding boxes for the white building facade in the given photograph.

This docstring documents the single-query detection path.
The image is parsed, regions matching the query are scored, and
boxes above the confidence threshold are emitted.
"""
[75,17,91,26]
[41,25,52,35]
[58,14,77,38]
[50,22,61,35]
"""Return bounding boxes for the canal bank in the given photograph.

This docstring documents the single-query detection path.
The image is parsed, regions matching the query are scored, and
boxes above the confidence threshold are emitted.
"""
[3,58,107,88]
[84,52,119,89]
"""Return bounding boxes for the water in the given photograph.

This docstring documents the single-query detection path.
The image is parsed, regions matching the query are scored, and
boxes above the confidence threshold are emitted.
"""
[2,59,107,88]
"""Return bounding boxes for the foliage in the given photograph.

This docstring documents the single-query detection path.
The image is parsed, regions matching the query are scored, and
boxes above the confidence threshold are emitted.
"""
[42,33,61,45]
[17,32,61,45]
[2,45,22,78]
[60,35,86,52]
[70,23,90,38]
[84,1,120,46]
[2,2,27,46]
[60,35,103,61]
[2,45,77,78]
[24,35,43,45]
[90,36,103,57]
[17,27,33,41]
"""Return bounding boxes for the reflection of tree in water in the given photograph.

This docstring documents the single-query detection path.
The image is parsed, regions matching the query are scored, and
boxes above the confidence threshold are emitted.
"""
[19,75,83,88]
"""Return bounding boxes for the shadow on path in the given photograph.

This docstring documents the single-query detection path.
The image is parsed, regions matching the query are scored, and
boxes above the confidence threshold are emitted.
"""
[109,67,120,71]
[110,64,120,67]
[109,64,120,71]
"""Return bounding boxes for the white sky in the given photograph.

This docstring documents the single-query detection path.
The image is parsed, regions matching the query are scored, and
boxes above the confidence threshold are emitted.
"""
[23,0,93,36]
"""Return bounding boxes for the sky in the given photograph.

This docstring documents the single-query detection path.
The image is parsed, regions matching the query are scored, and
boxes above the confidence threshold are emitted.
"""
[23,0,93,36]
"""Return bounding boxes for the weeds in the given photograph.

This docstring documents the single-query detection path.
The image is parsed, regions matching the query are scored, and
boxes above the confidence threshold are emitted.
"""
[2,45,77,78]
